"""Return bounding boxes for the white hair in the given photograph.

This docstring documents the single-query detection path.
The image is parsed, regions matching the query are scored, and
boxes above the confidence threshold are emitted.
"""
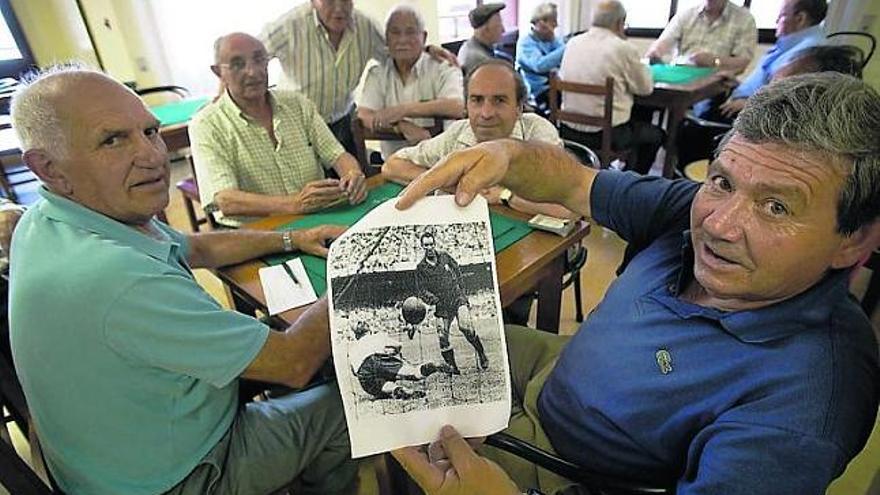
[384,3,425,34]
[10,64,105,156]
[531,2,558,23]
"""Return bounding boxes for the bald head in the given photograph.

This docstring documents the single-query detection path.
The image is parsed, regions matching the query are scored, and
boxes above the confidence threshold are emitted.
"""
[213,32,264,65]
[11,67,125,156]
[592,0,626,29]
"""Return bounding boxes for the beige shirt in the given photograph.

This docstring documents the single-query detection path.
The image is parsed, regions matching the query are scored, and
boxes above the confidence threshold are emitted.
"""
[189,89,345,226]
[657,2,757,61]
[357,53,464,158]
[261,4,386,123]
[559,27,653,132]
[392,114,561,168]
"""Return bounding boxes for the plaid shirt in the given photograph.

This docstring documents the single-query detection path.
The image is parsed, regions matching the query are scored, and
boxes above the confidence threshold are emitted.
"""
[261,4,386,123]
[189,89,345,226]
[657,1,757,61]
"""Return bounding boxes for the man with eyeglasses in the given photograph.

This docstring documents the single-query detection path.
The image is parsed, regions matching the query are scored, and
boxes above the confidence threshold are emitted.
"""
[261,0,457,157]
[190,33,367,227]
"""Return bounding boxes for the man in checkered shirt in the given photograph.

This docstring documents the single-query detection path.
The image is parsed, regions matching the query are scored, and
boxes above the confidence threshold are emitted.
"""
[190,33,367,227]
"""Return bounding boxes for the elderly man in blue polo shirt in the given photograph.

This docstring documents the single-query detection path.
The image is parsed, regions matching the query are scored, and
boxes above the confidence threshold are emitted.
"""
[392,72,880,495]
[9,68,354,495]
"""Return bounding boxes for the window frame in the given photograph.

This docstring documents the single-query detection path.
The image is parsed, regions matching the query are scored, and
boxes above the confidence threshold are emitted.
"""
[0,0,35,79]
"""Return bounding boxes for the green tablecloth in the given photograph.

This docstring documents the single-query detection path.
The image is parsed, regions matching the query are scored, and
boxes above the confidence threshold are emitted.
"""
[263,183,534,295]
[650,64,715,85]
[151,97,209,126]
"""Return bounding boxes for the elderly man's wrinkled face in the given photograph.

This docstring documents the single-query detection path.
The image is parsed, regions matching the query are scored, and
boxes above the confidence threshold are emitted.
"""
[533,16,558,41]
[689,133,856,308]
[215,35,269,102]
[467,64,522,142]
[387,11,426,66]
[776,0,807,37]
[313,0,353,36]
[53,77,170,225]
[481,13,505,44]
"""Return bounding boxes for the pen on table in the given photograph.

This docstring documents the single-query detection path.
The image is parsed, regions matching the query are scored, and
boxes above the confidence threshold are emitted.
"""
[281,261,300,287]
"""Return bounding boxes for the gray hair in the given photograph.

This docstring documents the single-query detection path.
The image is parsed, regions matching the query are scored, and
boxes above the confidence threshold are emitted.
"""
[213,32,263,65]
[592,0,626,29]
[731,72,880,235]
[531,2,558,24]
[10,63,104,156]
[385,3,425,35]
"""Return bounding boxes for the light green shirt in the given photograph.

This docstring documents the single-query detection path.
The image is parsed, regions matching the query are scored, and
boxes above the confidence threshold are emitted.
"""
[190,89,345,226]
[392,114,562,167]
[357,53,464,158]
[8,188,269,495]
[261,3,386,123]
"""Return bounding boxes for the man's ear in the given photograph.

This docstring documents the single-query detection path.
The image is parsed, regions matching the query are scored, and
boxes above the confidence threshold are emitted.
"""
[210,65,222,78]
[22,149,72,195]
[831,221,880,270]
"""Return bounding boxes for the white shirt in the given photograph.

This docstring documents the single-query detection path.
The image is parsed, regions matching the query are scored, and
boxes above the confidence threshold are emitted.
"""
[357,53,464,158]
[559,27,653,132]
[348,333,401,372]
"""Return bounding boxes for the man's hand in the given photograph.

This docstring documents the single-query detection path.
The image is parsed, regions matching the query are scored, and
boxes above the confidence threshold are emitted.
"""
[719,98,747,119]
[0,208,23,255]
[480,186,503,205]
[399,121,432,144]
[426,45,460,67]
[688,51,718,67]
[338,171,367,204]
[372,105,409,131]
[397,142,516,209]
[293,179,347,213]
[391,425,519,495]
[290,224,347,257]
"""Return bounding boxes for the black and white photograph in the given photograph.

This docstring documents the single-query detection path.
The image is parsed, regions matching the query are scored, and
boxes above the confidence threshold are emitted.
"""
[327,195,510,458]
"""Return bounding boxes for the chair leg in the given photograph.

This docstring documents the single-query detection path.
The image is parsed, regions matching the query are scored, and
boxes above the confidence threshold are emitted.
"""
[574,273,584,323]
[180,193,201,232]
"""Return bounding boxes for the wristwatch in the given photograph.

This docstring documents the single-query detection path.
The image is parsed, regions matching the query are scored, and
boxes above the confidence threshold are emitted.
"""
[713,57,721,68]
[280,231,296,252]
[499,188,513,208]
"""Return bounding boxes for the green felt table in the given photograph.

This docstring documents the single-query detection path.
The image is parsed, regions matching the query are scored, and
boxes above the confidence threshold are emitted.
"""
[650,64,716,85]
[262,183,534,295]
[151,97,210,126]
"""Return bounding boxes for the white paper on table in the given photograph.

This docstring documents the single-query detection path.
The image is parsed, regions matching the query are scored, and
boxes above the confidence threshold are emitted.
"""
[326,194,511,458]
[258,258,317,315]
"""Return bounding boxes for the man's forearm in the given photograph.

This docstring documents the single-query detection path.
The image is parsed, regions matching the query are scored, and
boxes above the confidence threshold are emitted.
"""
[382,156,428,184]
[186,229,285,268]
[332,153,363,178]
[399,99,464,120]
[214,189,299,217]
[722,55,750,74]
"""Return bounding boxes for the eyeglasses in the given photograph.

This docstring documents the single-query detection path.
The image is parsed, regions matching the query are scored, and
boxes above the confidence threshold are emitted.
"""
[219,55,270,73]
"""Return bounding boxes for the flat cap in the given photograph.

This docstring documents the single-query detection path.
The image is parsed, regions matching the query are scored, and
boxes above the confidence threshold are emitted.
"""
[469,3,506,29]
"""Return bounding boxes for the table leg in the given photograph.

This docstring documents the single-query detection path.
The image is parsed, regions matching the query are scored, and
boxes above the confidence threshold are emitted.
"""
[535,255,565,333]
[662,103,687,178]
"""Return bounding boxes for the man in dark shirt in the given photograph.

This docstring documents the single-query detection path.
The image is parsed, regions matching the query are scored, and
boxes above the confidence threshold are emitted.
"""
[414,231,490,374]
[392,72,880,495]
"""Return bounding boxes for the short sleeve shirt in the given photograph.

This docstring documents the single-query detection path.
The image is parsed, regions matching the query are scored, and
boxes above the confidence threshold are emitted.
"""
[657,2,757,61]
[392,114,562,168]
[9,188,269,494]
[260,4,386,123]
[357,53,464,158]
[189,89,345,226]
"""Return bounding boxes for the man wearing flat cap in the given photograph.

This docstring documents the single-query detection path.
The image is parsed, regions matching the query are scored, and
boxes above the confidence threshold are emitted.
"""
[458,3,506,74]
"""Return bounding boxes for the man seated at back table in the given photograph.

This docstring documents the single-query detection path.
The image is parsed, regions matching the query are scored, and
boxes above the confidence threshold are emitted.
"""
[392,72,880,494]
[382,59,575,221]
[190,33,366,228]
[356,4,464,161]
[9,67,355,495]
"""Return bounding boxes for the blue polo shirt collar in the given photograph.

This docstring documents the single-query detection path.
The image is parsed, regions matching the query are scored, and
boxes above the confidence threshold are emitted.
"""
[777,24,824,51]
[37,187,177,263]
[655,230,849,343]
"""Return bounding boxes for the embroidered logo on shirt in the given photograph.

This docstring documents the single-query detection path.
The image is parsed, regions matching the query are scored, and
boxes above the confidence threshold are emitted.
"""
[655,349,673,374]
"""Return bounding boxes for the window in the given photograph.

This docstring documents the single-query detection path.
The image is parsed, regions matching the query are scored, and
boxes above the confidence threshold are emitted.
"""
[438,0,475,42]
[0,0,34,79]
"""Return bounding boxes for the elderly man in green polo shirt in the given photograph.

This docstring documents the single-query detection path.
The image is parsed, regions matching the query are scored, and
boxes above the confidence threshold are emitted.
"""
[9,67,355,495]
[190,32,367,228]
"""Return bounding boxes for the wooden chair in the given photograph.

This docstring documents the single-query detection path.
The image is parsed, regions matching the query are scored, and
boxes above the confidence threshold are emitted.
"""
[177,155,217,232]
[351,117,444,177]
[549,75,630,169]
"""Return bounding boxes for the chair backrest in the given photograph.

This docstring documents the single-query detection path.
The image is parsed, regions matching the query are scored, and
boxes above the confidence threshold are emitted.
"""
[351,117,445,176]
[548,75,615,168]
[827,31,876,69]
[134,85,191,99]
[0,438,54,495]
